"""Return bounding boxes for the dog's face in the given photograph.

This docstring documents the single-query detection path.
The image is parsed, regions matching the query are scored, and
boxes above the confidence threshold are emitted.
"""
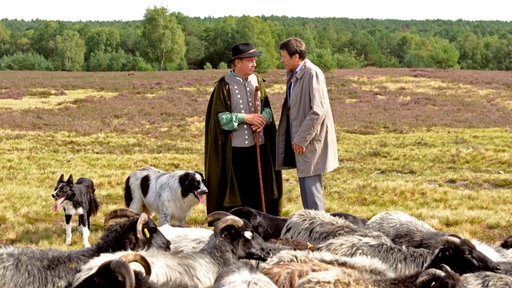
[179,171,208,203]
[52,174,76,211]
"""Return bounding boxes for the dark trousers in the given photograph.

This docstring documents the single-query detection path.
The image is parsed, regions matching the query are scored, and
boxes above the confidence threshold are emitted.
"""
[232,145,278,215]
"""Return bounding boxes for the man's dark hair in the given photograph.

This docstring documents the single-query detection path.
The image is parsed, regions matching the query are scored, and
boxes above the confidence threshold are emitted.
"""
[279,37,307,60]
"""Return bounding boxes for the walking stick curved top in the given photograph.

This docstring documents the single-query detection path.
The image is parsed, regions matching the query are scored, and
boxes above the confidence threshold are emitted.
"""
[254,86,266,213]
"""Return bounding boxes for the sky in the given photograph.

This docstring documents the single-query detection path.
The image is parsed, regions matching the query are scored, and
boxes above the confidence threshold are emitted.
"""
[1,0,510,22]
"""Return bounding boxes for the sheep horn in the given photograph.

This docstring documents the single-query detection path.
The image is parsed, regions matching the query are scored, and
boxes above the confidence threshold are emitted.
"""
[439,234,462,246]
[213,215,244,236]
[136,213,149,239]
[104,208,138,227]
[109,260,136,288]
[203,211,232,226]
[416,268,446,286]
[119,253,152,277]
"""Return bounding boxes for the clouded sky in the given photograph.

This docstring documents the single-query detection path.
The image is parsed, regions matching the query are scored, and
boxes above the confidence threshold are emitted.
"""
[1,0,509,22]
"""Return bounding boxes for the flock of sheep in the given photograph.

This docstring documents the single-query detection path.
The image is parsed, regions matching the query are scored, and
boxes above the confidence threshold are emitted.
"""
[1,206,512,287]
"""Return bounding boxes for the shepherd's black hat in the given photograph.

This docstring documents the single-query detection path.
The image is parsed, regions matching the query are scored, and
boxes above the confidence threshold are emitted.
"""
[228,42,262,62]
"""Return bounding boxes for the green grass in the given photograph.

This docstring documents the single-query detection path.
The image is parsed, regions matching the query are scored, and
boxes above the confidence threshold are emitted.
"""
[0,68,511,250]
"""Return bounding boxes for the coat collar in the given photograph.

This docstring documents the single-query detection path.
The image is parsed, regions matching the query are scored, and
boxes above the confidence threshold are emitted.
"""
[287,59,310,81]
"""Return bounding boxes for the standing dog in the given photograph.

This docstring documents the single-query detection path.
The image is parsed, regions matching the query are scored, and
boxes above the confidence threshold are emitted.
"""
[124,166,208,226]
[52,174,100,247]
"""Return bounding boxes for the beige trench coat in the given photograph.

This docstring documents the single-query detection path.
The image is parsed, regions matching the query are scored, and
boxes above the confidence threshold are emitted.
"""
[276,59,339,177]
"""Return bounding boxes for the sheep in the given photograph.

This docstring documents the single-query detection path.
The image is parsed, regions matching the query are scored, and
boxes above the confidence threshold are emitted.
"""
[260,249,394,288]
[365,210,453,251]
[229,206,369,241]
[0,208,170,288]
[470,238,512,264]
[317,235,432,276]
[501,235,512,249]
[208,209,315,255]
[317,234,501,276]
[73,252,155,288]
[157,209,313,255]
[461,271,512,288]
[295,263,465,288]
[73,211,272,288]
[78,254,278,288]
[261,234,500,288]
[214,262,278,288]
[280,209,389,245]
[229,206,288,240]
[330,212,369,229]
[157,224,213,253]
[365,210,508,279]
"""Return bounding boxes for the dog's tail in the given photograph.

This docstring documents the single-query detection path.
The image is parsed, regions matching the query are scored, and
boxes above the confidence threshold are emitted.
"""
[90,196,101,216]
[124,176,133,207]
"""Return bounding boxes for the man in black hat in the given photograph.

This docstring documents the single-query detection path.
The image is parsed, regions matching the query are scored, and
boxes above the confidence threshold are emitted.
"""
[204,42,283,215]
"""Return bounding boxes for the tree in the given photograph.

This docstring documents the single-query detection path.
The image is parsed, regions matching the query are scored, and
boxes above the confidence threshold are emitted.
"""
[202,16,239,68]
[0,23,11,57]
[184,35,206,69]
[31,21,59,59]
[349,30,383,67]
[429,37,459,69]
[52,30,85,71]
[402,35,431,68]
[481,35,512,71]
[234,16,279,72]
[173,12,208,69]
[141,6,186,70]
[85,27,120,61]
[455,32,484,69]
[0,52,54,70]
[310,48,336,71]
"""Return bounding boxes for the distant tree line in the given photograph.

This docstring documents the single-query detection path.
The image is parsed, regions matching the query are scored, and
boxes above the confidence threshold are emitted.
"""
[0,6,510,72]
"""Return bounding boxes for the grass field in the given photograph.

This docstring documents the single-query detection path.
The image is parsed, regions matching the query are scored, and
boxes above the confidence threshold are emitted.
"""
[0,68,511,250]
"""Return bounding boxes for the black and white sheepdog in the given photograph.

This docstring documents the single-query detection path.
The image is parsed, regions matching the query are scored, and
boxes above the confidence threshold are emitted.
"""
[124,166,208,226]
[52,174,101,248]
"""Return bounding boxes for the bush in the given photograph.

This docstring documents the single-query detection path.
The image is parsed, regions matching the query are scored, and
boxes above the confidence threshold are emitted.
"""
[129,55,154,71]
[310,48,337,72]
[86,51,110,71]
[335,49,366,69]
[86,51,153,71]
[217,62,227,69]
[0,52,54,70]
[203,62,213,70]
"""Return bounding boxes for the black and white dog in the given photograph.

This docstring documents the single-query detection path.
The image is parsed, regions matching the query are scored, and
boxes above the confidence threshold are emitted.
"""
[52,174,101,247]
[124,166,208,226]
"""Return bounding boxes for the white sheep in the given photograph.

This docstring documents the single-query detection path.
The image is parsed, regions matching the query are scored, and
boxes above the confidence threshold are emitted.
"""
[73,211,272,288]
[318,234,500,276]
[281,209,388,245]
[214,262,278,288]
[296,264,464,288]
[365,210,452,251]
[0,209,170,288]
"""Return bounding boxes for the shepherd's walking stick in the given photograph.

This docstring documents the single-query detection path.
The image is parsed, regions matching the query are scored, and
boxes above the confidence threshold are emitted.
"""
[254,86,266,213]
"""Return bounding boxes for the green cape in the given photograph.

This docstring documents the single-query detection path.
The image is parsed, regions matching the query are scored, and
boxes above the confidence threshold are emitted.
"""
[204,75,282,214]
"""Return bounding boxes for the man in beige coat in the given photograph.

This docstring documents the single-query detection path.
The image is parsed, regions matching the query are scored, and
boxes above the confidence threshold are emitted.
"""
[276,37,339,211]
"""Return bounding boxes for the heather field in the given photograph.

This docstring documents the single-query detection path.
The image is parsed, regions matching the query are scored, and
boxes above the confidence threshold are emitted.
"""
[0,68,511,249]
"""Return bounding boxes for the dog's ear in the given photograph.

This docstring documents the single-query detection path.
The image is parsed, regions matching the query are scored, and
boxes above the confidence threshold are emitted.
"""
[66,174,74,184]
[195,171,206,185]
[58,174,65,182]
[180,172,194,186]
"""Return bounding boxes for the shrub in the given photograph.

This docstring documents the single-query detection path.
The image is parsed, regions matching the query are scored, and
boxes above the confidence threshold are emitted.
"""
[86,51,153,71]
[0,52,54,71]
[217,62,227,69]
[335,49,367,69]
[204,62,213,69]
